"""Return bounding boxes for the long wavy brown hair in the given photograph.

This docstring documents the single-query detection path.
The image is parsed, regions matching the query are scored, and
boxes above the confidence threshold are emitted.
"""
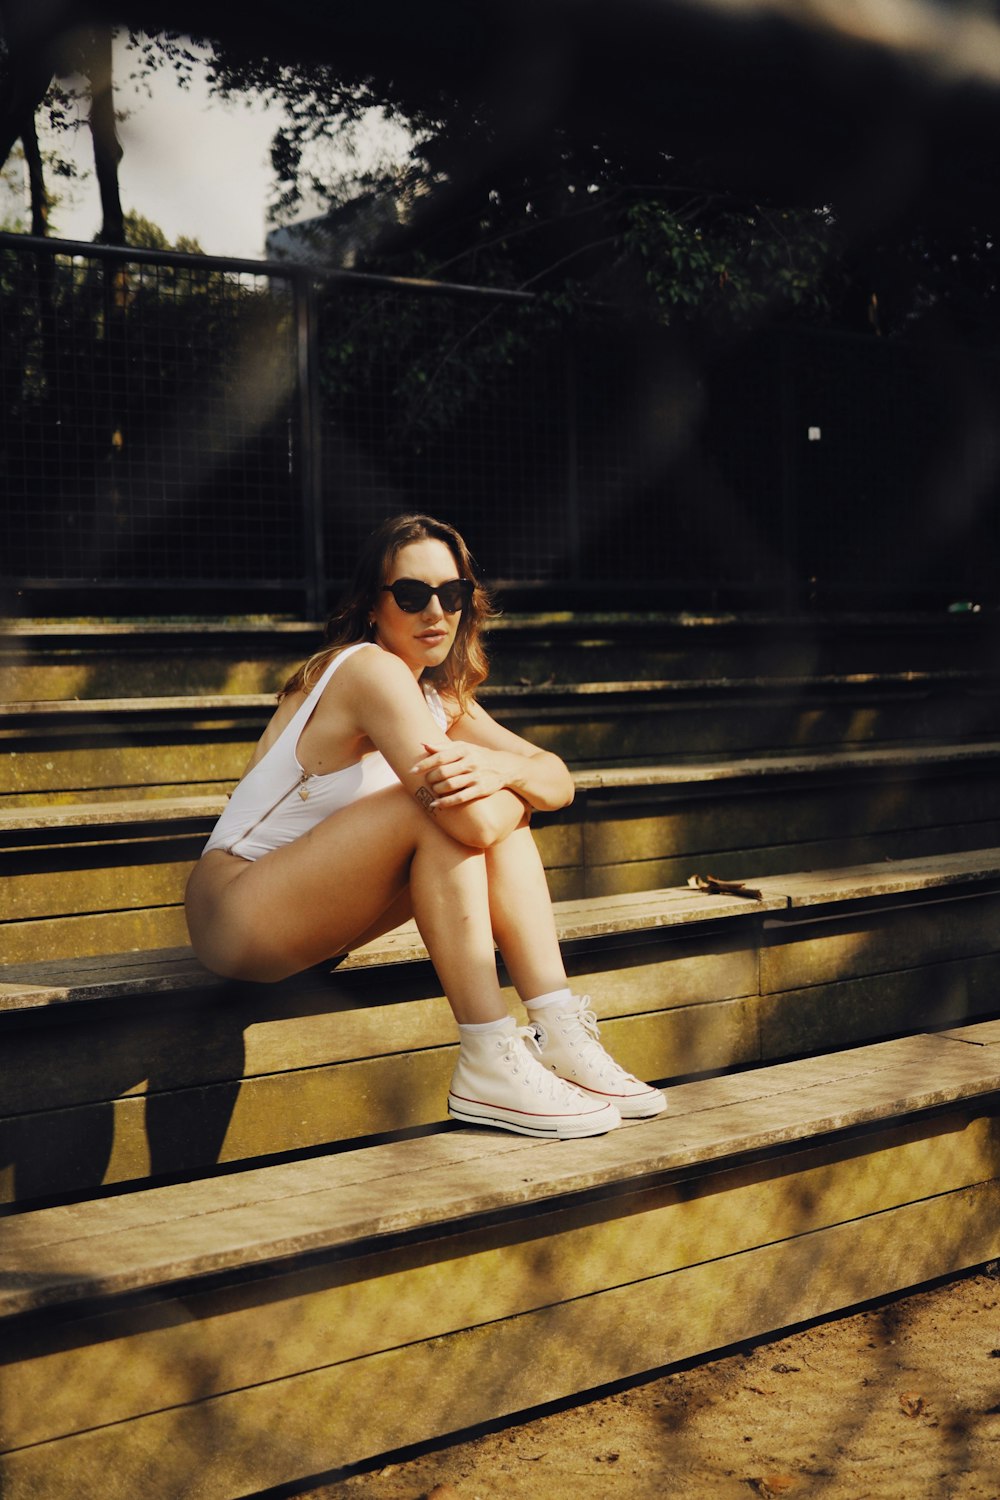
[281,513,496,711]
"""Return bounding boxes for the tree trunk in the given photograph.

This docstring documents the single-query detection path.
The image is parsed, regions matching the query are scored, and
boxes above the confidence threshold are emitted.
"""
[0,58,55,174]
[84,27,125,246]
[21,113,49,235]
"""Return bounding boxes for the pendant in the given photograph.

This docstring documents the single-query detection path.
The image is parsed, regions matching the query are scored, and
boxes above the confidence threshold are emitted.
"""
[298,778,310,801]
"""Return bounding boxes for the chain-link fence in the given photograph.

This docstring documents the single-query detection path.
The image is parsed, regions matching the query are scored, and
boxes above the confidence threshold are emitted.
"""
[2,231,999,615]
[0,240,302,601]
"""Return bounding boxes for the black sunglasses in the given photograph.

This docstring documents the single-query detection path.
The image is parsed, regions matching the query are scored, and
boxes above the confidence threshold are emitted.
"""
[381,577,474,613]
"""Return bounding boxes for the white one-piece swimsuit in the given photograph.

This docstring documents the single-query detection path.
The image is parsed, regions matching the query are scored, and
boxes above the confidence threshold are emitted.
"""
[202,641,448,861]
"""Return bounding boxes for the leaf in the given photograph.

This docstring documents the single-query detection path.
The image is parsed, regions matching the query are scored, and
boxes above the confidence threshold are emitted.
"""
[899,1391,925,1418]
[688,873,764,900]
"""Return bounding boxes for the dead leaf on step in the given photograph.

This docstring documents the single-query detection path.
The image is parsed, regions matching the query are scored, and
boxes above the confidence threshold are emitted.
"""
[688,873,764,900]
[899,1391,925,1418]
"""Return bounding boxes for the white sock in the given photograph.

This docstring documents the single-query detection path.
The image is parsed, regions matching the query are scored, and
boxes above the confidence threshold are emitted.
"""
[458,1016,512,1036]
[525,987,573,1011]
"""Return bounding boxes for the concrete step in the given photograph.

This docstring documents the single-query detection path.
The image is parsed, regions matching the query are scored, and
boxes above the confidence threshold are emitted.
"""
[5,668,1000,806]
[2,851,999,1208]
[4,741,1000,964]
[3,610,995,700]
[1,619,318,702]
[2,1020,1000,1497]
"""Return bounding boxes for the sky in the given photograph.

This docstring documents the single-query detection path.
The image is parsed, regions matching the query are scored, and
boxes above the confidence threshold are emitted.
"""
[34,38,281,258]
[19,35,411,262]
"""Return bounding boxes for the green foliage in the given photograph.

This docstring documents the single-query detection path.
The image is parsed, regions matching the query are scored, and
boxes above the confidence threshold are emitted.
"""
[76,31,847,332]
[124,210,171,249]
[164,31,1000,346]
[0,147,27,232]
[622,199,841,329]
[0,234,296,586]
[181,43,844,333]
[123,208,204,255]
[0,137,77,236]
[317,280,559,447]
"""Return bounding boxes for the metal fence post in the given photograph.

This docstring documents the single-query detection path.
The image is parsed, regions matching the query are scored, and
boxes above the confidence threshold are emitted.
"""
[296,273,325,618]
[778,330,799,612]
[566,337,581,582]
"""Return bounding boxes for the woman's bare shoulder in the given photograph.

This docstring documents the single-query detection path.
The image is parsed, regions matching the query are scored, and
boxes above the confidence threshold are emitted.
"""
[318,644,429,730]
[335,641,414,690]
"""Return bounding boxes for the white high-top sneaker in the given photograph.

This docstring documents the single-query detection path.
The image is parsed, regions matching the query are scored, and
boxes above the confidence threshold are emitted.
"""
[448,1016,621,1138]
[527,995,667,1119]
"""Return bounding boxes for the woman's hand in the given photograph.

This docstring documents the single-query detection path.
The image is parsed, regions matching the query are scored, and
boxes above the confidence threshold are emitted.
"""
[410,739,511,808]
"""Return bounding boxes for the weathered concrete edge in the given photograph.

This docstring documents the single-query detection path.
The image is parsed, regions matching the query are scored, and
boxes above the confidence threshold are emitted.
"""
[1,1028,998,1320]
[0,890,784,1011]
[4,849,1000,1010]
[6,739,1000,833]
[4,667,992,718]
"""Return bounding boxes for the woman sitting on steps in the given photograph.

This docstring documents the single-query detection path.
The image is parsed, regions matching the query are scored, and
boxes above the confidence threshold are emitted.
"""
[185,512,666,1138]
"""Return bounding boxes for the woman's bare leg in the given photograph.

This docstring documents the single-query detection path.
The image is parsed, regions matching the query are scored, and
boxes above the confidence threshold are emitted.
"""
[408,814,507,1022]
[339,819,570,1002]
[480,822,667,1116]
[483,822,569,1002]
[187,788,623,1138]
[185,785,506,1023]
[334,887,414,955]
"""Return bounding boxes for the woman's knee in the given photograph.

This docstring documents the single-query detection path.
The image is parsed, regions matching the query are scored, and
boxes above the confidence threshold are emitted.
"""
[484,815,536,862]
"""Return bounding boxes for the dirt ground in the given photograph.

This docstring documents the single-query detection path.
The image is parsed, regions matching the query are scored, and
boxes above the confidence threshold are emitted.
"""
[303,1268,1000,1500]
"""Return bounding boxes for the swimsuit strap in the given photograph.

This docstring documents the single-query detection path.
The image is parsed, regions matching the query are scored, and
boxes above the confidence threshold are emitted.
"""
[279,640,374,748]
[203,641,378,857]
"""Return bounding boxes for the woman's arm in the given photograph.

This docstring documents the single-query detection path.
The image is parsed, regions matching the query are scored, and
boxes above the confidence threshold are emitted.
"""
[345,649,529,848]
[412,697,575,813]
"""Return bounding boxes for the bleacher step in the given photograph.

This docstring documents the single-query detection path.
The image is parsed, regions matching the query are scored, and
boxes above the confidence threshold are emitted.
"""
[5,1023,1000,1319]
[7,736,1000,827]
[5,611,997,700]
[5,740,1000,965]
[3,610,999,1495]
[4,847,1000,1013]
[0,883,784,1011]
[3,736,999,834]
[2,851,1000,1210]
[6,670,1000,810]
[2,1023,999,1498]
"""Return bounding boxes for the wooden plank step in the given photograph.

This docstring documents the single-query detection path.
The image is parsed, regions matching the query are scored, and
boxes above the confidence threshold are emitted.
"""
[4,610,996,700]
[573,738,1000,787]
[6,667,995,717]
[0,794,225,834]
[2,1027,1000,1497]
[483,610,1000,683]
[0,892,765,1023]
[5,738,999,831]
[6,743,1000,963]
[2,852,1000,1208]
[0,884,784,1011]
[0,619,320,702]
[754,850,1000,906]
[2,849,999,1013]
[8,671,1000,809]
[4,1025,1000,1319]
